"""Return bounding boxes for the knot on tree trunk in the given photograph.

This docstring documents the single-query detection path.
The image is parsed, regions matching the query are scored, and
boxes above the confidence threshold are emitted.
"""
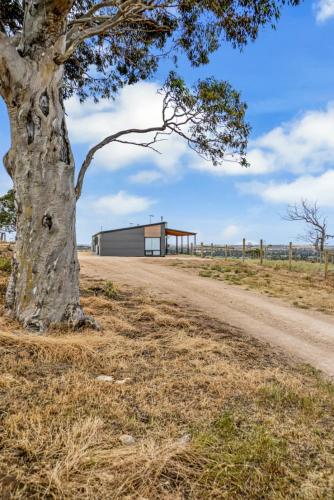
[39,90,50,116]
[42,214,53,230]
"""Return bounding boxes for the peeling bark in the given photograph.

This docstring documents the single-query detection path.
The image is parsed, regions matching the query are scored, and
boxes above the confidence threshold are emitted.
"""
[1,18,96,331]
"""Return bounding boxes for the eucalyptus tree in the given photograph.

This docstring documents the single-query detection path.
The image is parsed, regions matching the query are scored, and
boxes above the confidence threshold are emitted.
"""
[0,0,300,331]
[0,189,16,234]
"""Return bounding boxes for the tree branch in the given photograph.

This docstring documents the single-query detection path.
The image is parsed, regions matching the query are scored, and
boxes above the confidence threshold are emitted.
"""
[75,124,166,199]
[57,0,158,64]
[283,199,332,251]
[75,74,249,199]
[0,34,26,100]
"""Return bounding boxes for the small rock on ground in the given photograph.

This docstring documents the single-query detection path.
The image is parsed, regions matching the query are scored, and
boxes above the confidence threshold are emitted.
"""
[178,434,191,445]
[96,375,114,382]
[120,434,136,445]
[115,378,131,385]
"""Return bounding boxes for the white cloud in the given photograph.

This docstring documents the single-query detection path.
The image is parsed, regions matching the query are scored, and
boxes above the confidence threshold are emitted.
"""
[92,191,155,215]
[192,149,275,177]
[314,0,334,22]
[129,170,164,184]
[67,79,274,181]
[233,103,334,208]
[221,224,240,240]
[67,81,334,183]
[192,103,334,178]
[67,82,189,177]
[67,82,162,142]
[247,103,334,175]
[238,170,334,207]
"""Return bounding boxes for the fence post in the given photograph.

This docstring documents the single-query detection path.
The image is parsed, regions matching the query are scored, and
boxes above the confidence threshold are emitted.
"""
[324,250,329,280]
[260,239,263,265]
[190,242,194,256]
[289,242,292,271]
[201,242,204,258]
[225,244,228,259]
[211,243,214,258]
[242,238,246,262]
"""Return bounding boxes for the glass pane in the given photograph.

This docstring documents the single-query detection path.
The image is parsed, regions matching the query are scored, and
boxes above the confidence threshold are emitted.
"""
[145,238,160,251]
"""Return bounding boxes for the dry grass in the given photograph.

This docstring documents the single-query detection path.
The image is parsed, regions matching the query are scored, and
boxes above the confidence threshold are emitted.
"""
[170,257,334,314]
[0,250,334,498]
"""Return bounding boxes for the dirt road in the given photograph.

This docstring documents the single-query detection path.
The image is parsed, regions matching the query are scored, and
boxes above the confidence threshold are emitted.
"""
[80,255,334,377]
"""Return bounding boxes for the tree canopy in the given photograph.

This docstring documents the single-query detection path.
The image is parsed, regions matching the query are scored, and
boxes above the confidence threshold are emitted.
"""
[0,1,300,100]
[0,0,302,198]
[0,189,16,233]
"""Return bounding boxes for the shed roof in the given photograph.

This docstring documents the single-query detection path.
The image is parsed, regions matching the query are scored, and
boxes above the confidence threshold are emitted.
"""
[92,222,166,238]
[93,222,197,238]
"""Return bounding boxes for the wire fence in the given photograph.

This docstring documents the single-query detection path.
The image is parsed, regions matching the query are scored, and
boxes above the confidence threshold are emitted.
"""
[191,243,334,263]
[168,241,334,280]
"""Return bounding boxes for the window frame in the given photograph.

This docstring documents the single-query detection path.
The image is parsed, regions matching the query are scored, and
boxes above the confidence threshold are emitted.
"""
[144,237,161,256]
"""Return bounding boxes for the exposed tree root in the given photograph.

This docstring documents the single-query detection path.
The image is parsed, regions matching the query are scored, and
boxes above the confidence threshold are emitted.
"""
[65,304,101,331]
[6,304,101,333]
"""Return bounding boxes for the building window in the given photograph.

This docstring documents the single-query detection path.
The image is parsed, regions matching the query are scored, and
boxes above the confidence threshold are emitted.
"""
[145,237,161,256]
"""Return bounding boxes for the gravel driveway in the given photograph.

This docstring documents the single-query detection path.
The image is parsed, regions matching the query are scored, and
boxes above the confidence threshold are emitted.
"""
[80,254,334,377]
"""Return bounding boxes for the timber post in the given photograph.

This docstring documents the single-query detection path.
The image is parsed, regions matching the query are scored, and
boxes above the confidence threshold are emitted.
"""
[324,250,329,280]
[260,239,264,265]
[289,242,293,271]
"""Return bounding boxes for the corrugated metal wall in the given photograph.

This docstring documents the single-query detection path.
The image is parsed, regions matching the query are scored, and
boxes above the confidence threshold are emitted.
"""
[100,226,145,256]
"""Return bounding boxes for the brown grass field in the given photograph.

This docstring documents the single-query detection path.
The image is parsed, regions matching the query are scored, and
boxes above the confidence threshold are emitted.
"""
[169,257,334,314]
[0,246,334,498]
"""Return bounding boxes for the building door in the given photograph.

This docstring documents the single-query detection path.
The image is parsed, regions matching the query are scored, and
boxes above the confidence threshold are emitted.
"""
[145,237,161,256]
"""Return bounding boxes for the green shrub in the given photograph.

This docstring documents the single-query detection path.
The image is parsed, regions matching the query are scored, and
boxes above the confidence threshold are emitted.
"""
[0,257,11,273]
[199,270,213,278]
[103,280,119,299]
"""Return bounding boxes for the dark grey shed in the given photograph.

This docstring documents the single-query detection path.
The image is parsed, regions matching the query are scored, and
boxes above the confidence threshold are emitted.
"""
[92,222,196,257]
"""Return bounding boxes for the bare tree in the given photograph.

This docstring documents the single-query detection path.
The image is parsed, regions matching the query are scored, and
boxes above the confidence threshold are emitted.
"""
[0,1,300,331]
[284,199,334,255]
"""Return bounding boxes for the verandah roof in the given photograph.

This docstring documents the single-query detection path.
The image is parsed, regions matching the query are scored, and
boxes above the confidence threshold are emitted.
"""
[165,228,197,237]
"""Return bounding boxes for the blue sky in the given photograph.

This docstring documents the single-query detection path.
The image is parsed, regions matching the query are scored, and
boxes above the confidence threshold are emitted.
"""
[1,0,334,244]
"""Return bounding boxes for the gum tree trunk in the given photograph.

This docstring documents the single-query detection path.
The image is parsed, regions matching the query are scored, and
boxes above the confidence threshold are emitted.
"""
[0,1,94,331]
[4,69,86,330]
